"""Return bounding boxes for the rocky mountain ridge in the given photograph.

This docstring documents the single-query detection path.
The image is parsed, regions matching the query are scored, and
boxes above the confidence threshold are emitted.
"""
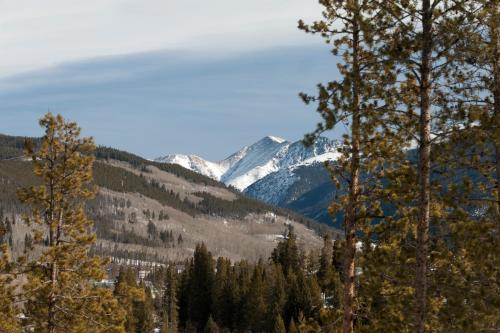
[155,136,340,191]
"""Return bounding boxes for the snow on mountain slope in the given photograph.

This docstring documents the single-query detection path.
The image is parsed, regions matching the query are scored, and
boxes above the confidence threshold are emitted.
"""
[155,154,228,180]
[221,136,289,190]
[155,135,340,191]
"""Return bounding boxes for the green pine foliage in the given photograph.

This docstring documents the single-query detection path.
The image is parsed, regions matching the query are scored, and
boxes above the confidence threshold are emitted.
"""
[169,236,341,333]
[203,315,219,333]
[0,244,21,332]
[299,0,499,332]
[272,314,286,333]
[15,113,126,332]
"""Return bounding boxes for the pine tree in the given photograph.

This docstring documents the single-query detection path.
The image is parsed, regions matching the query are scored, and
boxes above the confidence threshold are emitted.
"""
[272,314,286,333]
[203,315,219,333]
[266,263,287,328]
[233,261,252,332]
[299,1,395,331]
[17,113,125,332]
[271,226,301,275]
[376,1,473,331]
[212,257,235,331]
[284,270,322,326]
[297,311,322,333]
[317,234,342,311]
[447,0,500,219]
[0,244,21,333]
[176,260,191,329]
[136,286,155,333]
[188,243,214,329]
[426,2,500,329]
[160,313,169,333]
[163,264,178,333]
[114,267,145,333]
[243,263,267,332]
[317,235,333,289]
[288,318,298,333]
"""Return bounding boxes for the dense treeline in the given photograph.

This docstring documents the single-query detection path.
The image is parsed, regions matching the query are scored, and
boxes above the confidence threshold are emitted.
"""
[195,191,323,230]
[116,228,342,333]
[0,134,40,160]
[95,146,225,188]
[0,134,224,188]
[93,162,199,216]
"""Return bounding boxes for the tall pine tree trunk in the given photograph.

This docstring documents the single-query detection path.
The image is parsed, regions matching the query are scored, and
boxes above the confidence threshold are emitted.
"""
[343,14,361,333]
[416,1,432,332]
[48,176,57,333]
[493,10,500,218]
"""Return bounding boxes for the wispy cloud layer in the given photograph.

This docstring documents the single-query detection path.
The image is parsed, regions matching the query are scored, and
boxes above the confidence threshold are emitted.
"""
[0,46,342,159]
[0,0,322,76]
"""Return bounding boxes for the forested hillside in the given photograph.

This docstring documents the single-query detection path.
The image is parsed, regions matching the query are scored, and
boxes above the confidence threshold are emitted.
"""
[0,134,331,264]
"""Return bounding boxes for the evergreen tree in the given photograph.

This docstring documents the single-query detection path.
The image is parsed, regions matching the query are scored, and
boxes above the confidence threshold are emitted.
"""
[136,286,155,333]
[203,315,219,333]
[266,263,287,329]
[176,260,191,329]
[317,235,333,289]
[243,263,267,332]
[163,264,178,333]
[284,271,301,325]
[114,267,145,333]
[297,312,322,333]
[272,314,286,333]
[428,3,500,326]
[0,244,21,332]
[288,318,298,333]
[374,1,473,331]
[17,113,125,332]
[233,261,252,331]
[212,257,235,331]
[317,234,342,312]
[271,226,301,274]
[299,2,392,331]
[188,243,214,329]
[160,313,169,333]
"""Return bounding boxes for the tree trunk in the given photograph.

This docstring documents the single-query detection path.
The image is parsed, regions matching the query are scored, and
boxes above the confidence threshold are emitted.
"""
[47,159,57,333]
[343,11,361,333]
[415,1,432,333]
[492,4,500,218]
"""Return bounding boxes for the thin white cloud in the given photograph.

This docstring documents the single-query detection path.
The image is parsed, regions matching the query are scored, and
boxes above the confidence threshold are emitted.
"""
[0,0,322,77]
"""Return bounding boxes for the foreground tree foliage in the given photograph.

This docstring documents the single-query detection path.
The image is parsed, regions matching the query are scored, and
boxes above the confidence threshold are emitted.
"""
[16,113,125,332]
[301,1,499,333]
[428,1,500,330]
[0,244,21,333]
[298,1,394,331]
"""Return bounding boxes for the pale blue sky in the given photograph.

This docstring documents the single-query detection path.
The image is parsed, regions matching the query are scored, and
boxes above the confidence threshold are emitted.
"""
[0,1,343,160]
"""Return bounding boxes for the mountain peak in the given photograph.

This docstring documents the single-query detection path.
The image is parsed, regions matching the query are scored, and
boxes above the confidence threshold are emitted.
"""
[155,136,340,191]
[264,135,287,144]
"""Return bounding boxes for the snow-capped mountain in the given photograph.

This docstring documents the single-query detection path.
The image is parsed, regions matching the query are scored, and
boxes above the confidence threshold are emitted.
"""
[155,136,340,191]
[154,154,228,180]
[244,163,338,226]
